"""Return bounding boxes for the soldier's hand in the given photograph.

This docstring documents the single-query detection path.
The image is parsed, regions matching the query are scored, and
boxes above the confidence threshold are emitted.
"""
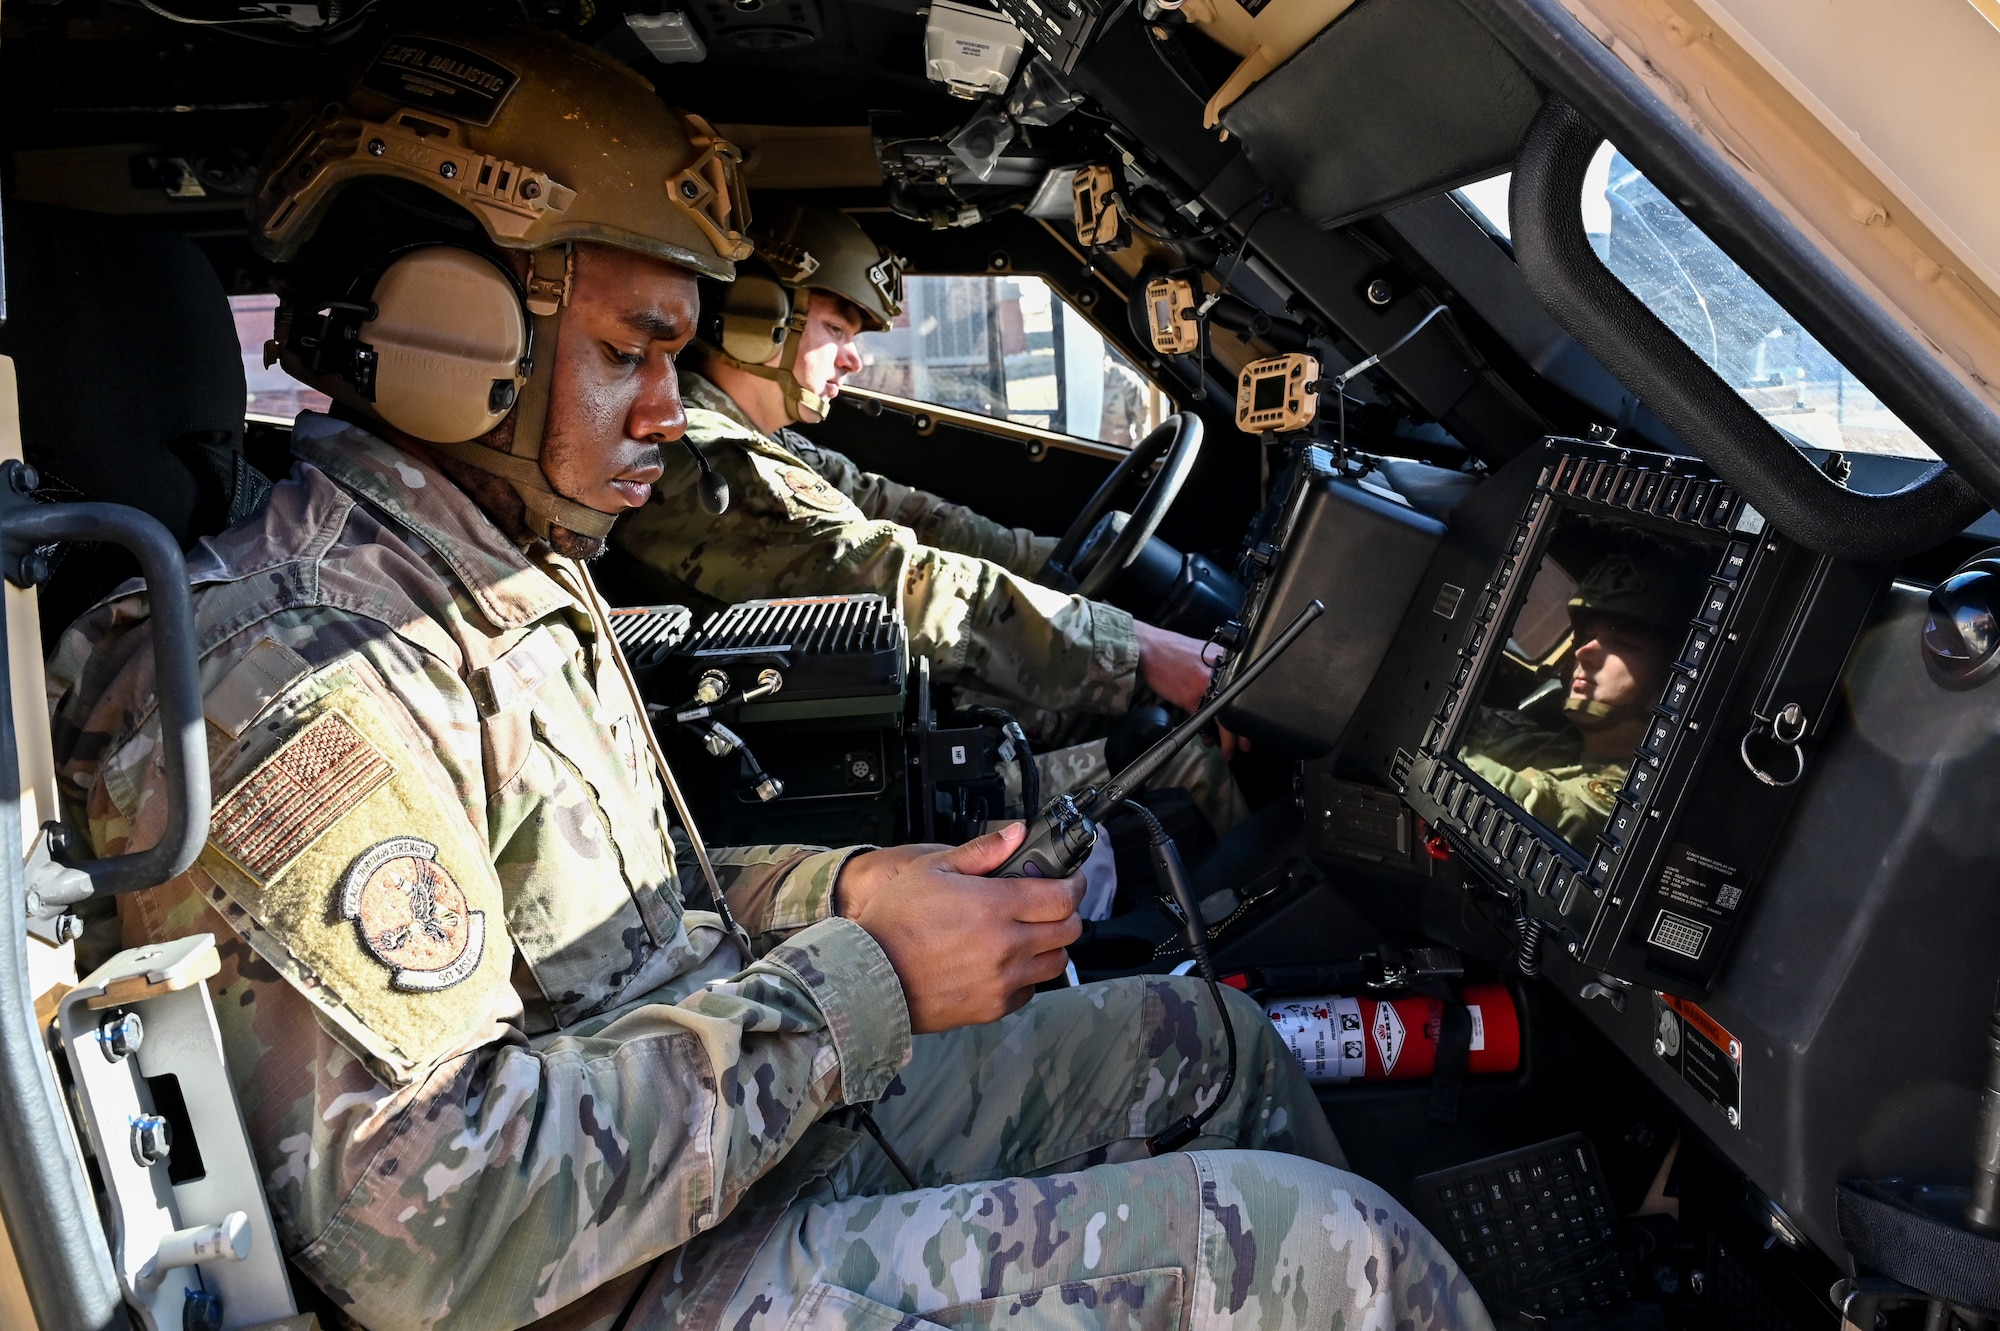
[834,841,948,920]
[1133,621,1250,759]
[852,823,1084,1034]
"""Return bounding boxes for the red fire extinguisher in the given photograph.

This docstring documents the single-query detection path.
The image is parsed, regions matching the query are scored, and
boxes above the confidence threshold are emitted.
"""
[1265,984,1521,1083]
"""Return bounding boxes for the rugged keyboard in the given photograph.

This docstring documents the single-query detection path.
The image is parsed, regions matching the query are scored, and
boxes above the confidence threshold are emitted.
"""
[1411,1133,1635,1319]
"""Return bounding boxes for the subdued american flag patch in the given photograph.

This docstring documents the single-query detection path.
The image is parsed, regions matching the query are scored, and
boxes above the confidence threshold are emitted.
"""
[212,710,394,880]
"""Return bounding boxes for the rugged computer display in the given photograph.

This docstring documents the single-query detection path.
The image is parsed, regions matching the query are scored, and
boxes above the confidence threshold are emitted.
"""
[1399,440,1888,996]
[1451,507,1717,858]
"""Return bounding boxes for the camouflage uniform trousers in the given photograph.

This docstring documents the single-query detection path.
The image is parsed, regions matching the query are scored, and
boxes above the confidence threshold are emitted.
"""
[1004,738,1249,838]
[648,977,1490,1331]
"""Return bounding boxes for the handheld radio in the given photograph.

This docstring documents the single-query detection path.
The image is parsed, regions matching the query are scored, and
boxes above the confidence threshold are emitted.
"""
[991,599,1326,879]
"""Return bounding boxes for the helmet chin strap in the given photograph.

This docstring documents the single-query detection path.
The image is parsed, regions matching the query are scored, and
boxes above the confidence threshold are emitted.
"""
[711,305,829,425]
[1563,694,1625,728]
[424,246,622,543]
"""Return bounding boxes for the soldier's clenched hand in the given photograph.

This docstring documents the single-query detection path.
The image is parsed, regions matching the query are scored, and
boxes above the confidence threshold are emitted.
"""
[851,823,1084,1033]
[1134,620,1249,759]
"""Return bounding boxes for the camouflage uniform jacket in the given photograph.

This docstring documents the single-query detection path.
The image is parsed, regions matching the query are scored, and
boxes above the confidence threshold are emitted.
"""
[47,414,912,1331]
[1460,708,1624,846]
[615,373,1139,716]
[781,424,1056,579]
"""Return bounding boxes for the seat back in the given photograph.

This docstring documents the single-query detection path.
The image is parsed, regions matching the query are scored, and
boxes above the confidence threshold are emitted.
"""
[0,201,269,645]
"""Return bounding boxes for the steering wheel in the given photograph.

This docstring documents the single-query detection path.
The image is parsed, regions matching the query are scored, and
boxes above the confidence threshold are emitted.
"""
[1039,413,1204,600]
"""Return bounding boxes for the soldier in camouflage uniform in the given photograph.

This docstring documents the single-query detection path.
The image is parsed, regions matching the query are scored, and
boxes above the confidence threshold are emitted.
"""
[1461,546,1687,846]
[613,204,1245,832]
[48,31,1484,1331]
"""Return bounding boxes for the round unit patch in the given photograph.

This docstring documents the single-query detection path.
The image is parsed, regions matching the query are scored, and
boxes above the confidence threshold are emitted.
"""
[777,465,848,513]
[337,837,486,992]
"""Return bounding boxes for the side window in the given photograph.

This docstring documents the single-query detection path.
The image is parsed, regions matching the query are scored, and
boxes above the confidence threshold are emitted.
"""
[850,275,1172,448]
[1453,151,1937,461]
[230,294,331,419]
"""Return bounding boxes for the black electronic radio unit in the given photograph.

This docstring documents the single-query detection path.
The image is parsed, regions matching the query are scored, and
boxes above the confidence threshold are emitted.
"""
[990,0,1124,73]
[1397,439,1887,997]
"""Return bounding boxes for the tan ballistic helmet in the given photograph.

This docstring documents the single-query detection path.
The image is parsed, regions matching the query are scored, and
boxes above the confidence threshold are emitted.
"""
[252,29,752,541]
[1565,549,1692,639]
[1563,547,1689,723]
[253,30,751,276]
[710,202,905,423]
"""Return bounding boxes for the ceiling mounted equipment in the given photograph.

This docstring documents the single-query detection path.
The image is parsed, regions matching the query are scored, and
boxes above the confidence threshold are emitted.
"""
[923,0,1026,98]
[625,10,709,62]
[684,0,824,50]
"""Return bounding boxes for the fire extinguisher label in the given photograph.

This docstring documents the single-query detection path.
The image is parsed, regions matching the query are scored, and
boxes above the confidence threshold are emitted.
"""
[1268,996,1367,1082]
[1469,1004,1486,1052]
[1373,1000,1406,1074]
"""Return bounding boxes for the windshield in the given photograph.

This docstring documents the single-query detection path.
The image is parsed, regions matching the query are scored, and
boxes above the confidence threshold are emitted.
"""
[849,275,1170,447]
[1453,147,1937,461]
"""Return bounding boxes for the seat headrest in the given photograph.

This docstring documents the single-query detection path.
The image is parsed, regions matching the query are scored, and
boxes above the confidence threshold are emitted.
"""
[0,201,262,642]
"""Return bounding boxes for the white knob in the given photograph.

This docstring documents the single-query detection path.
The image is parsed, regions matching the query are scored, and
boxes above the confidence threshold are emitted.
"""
[138,1211,251,1286]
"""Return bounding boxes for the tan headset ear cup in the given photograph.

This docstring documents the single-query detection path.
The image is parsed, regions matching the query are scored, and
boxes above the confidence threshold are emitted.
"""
[718,274,791,365]
[361,248,529,444]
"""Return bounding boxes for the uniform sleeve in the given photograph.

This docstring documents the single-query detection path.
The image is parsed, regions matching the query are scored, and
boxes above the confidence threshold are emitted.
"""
[617,446,1139,716]
[58,620,911,1331]
[799,437,1057,577]
[702,842,865,953]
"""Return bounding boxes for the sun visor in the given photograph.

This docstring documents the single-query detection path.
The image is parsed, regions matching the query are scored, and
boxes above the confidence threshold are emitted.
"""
[1219,0,1543,230]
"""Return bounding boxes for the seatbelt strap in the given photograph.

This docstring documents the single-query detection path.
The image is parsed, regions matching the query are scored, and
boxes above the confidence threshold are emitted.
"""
[1425,991,1474,1125]
[1836,1178,2000,1310]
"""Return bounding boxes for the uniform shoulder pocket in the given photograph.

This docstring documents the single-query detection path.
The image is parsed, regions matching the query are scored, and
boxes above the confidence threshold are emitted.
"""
[746,450,863,522]
[200,665,511,1084]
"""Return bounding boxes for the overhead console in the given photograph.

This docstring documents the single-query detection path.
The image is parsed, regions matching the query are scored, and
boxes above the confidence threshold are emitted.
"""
[1394,440,1888,996]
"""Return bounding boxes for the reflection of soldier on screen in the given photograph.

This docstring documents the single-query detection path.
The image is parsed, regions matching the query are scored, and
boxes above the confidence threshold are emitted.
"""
[1461,545,1687,847]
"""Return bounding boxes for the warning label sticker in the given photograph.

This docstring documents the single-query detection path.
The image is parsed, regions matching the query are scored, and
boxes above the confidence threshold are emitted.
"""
[1373,1001,1406,1074]
[1269,997,1366,1082]
[1654,991,1743,1128]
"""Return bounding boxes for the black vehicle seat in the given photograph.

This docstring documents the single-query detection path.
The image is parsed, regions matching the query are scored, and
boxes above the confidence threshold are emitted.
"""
[0,201,271,646]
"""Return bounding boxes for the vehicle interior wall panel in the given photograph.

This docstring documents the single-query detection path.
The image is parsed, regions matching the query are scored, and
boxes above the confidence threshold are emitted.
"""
[1698,0,2000,294]
[1069,14,1252,203]
[1219,0,1544,230]
[1539,585,2000,1258]
[797,407,1122,539]
[719,125,883,190]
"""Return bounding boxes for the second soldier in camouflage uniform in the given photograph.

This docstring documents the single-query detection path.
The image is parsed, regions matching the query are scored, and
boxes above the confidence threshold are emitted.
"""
[614,204,1243,830]
[50,32,1483,1331]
